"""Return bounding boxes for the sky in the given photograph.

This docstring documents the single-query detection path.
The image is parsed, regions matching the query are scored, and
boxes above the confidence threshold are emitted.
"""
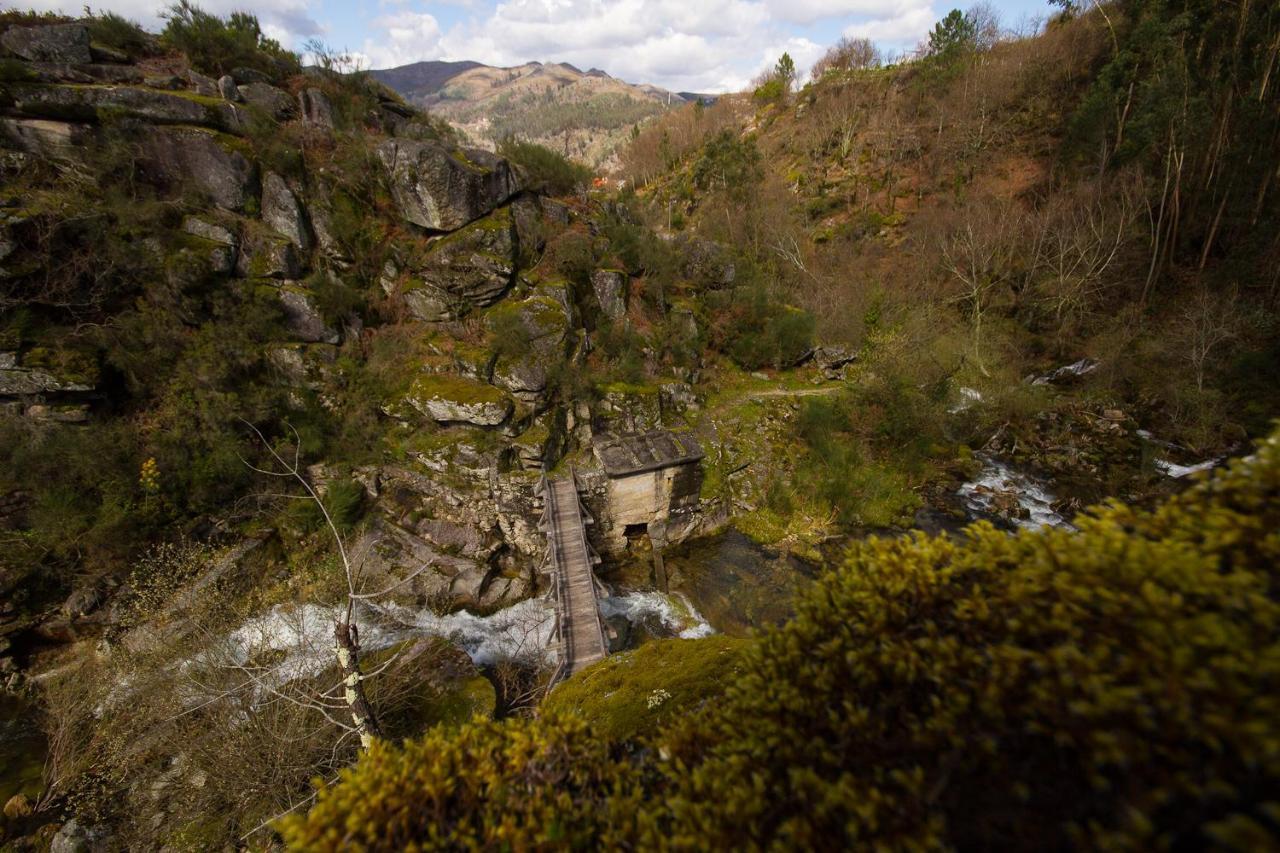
[22,0,1056,92]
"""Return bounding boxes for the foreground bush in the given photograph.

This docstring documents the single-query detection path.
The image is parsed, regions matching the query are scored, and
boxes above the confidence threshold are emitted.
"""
[282,433,1280,850]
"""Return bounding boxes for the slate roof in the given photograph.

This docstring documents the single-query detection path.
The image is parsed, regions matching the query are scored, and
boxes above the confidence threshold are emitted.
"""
[593,430,704,477]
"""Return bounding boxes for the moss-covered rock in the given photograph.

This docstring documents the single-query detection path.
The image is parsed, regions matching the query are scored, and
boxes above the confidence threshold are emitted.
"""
[377,138,520,232]
[397,208,519,320]
[405,374,514,426]
[7,82,248,133]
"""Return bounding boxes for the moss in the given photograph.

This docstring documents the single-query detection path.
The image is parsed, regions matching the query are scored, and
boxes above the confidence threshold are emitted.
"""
[409,373,509,406]
[21,346,100,386]
[543,636,750,742]
[599,380,659,396]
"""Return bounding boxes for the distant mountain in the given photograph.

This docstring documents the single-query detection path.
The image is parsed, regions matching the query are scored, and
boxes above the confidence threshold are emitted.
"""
[370,59,691,171]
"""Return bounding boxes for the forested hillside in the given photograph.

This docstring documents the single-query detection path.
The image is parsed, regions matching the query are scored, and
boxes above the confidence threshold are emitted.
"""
[1,0,1278,850]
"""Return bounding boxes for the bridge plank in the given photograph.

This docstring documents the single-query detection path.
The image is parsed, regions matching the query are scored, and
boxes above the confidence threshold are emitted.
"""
[545,477,609,680]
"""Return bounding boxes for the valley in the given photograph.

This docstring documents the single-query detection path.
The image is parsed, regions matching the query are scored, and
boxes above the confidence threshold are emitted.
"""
[1,2,1279,850]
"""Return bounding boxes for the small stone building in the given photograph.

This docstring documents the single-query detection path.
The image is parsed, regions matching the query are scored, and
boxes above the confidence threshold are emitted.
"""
[592,430,705,552]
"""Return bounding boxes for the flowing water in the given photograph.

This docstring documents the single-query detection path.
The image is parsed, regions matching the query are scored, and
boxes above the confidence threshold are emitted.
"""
[957,456,1074,531]
[204,590,713,691]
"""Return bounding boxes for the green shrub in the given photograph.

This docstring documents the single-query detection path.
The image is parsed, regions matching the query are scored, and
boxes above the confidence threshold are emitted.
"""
[496,137,592,196]
[709,282,814,370]
[278,714,641,850]
[160,1,299,79]
[86,11,155,56]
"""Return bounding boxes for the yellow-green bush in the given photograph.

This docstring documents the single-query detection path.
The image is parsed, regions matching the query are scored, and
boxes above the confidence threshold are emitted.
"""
[283,433,1280,850]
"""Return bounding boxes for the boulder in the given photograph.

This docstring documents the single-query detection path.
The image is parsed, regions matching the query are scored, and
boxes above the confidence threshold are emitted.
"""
[299,87,334,129]
[261,172,311,251]
[238,82,297,120]
[278,284,340,344]
[0,117,92,160]
[50,817,108,853]
[597,384,662,433]
[679,235,736,289]
[143,74,183,90]
[267,342,336,389]
[217,74,240,101]
[0,363,95,395]
[140,127,255,211]
[88,43,131,64]
[307,196,347,262]
[397,209,518,320]
[405,374,513,427]
[490,285,573,407]
[230,66,271,85]
[23,62,143,84]
[182,215,237,247]
[236,232,301,278]
[377,138,519,232]
[63,584,103,618]
[0,23,92,64]
[187,68,218,97]
[591,269,628,319]
[347,519,486,610]
[8,83,248,134]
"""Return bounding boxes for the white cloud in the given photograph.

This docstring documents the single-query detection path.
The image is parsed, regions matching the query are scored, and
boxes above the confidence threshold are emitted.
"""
[762,0,933,26]
[842,3,938,45]
[361,11,446,69]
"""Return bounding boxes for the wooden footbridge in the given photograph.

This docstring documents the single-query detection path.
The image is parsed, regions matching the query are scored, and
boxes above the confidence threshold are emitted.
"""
[538,470,610,685]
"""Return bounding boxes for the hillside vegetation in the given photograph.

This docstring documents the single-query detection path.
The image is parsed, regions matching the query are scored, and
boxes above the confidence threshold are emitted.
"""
[1,0,1278,849]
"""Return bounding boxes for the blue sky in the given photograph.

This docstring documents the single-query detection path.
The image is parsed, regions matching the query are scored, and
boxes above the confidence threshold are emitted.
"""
[24,0,1058,91]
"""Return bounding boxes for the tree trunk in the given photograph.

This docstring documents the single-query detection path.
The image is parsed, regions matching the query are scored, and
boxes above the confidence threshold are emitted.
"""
[334,621,381,749]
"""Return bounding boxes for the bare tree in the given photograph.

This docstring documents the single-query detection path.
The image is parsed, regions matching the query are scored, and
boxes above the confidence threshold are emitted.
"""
[811,36,882,78]
[940,203,1017,375]
[239,422,387,747]
[1031,181,1136,336]
[1182,284,1240,392]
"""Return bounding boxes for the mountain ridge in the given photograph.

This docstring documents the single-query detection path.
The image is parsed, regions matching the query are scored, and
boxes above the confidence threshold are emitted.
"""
[370,57,693,169]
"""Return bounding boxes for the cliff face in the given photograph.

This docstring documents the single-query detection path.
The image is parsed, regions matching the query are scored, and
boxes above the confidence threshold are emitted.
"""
[0,18,733,665]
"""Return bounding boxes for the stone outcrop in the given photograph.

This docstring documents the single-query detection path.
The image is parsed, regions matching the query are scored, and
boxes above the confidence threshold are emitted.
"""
[278,284,339,344]
[0,351,96,395]
[140,127,255,211]
[217,74,239,101]
[490,284,574,407]
[236,231,302,279]
[395,209,518,320]
[591,269,628,319]
[679,235,736,289]
[238,82,297,120]
[298,88,334,129]
[261,172,311,251]
[7,83,248,134]
[405,374,514,426]
[377,138,520,232]
[0,117,92,160]
[0,23,92,64]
